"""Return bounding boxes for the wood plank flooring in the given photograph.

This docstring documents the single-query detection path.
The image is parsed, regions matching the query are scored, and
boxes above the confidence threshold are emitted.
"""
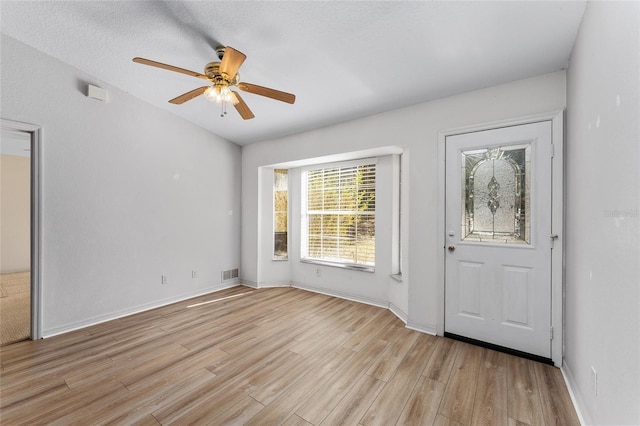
[0,287,580,425]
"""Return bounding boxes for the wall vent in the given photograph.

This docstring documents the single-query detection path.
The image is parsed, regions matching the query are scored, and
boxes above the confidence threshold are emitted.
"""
[222,268,239,282]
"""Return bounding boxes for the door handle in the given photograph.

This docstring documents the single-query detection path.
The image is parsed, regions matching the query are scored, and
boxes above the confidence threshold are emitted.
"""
[448,246,455,253]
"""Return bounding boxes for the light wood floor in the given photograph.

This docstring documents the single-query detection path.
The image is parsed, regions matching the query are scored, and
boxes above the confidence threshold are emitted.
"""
[0,286,579,425]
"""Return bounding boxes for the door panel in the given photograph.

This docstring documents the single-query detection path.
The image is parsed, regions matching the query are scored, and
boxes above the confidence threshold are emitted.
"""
[445,121,552,358]
[501,265,532,328]
[458,261,484,319]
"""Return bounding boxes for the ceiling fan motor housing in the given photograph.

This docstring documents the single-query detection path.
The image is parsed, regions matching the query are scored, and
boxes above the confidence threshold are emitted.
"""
[205,61,239,85]
[205,61,221,79]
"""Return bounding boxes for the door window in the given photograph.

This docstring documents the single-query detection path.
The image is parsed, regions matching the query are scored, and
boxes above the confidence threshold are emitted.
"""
[461,143,531,244]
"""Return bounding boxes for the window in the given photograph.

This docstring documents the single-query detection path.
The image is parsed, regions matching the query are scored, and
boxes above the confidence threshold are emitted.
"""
[301,160,376,271]
[273,169,288,260]
[461,144,530,244]
[392,154,402,278]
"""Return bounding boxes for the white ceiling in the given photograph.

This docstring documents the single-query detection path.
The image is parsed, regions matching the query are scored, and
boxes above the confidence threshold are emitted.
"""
[1,1,586,146]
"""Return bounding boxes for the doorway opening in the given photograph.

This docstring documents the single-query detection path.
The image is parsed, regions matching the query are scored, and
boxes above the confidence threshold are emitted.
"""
[1,119,41,344]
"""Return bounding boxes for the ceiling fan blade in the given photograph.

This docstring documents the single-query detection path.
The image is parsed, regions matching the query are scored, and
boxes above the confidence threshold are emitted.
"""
[219,47,246,79]
[169,86,209,104]
[133,57,209,80]
[238,82,296,104]
[232,92,255,120]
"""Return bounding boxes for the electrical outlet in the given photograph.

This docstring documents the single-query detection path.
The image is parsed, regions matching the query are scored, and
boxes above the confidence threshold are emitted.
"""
[161,275,167,285]
[315,268,321,277]
[192,270,198,279]
[591,366,598,396]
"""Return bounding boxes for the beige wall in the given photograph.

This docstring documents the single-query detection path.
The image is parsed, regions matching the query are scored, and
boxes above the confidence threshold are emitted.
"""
[1,154,30,273]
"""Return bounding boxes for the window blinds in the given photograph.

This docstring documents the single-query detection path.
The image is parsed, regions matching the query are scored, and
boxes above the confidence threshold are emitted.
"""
[303,162,376,267]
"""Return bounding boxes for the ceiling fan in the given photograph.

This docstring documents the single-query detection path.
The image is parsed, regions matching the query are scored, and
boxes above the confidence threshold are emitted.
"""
[133,46,295,120]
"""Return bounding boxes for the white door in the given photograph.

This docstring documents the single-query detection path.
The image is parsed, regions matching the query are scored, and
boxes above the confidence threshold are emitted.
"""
[445,121,553,359]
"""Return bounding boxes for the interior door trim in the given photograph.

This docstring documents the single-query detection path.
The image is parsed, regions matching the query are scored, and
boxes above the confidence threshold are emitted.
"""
[1,118,42,340]
[437,110,564,366]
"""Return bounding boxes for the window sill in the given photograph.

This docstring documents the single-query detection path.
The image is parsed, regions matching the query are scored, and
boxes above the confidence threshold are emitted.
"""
[301,258,375,273]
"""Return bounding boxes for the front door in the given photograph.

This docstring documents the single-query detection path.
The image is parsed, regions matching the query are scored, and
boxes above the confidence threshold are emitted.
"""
[445,121,553,359]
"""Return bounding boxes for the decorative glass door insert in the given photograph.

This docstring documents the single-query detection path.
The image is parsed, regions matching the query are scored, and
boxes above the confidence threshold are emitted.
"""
[461,143,531,244]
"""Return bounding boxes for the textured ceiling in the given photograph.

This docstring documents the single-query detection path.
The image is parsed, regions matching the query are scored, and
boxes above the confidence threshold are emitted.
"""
[1,1,586,145]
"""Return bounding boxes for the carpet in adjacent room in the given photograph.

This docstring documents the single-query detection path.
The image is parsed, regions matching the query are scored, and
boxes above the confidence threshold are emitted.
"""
[0,271,30,345]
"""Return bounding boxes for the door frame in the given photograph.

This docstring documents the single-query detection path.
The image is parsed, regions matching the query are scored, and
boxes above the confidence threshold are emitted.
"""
[1,118,42,340]
[437,110,564,366]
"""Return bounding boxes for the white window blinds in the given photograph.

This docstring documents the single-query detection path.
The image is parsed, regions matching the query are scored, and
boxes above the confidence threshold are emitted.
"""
[302,161,376,269]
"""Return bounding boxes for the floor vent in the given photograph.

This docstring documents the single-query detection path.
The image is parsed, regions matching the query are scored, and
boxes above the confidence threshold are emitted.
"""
[222,268,239,282]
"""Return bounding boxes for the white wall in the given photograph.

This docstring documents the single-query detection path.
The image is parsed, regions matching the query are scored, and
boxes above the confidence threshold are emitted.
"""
[242,71,566,332]
[565,2,640,424]
[1,35,242,336]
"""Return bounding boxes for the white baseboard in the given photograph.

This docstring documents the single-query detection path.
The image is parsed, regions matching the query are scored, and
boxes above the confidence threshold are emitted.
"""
[257,281,293,288]
[561,361,590,426]
[291,282,388,309]
[292,284,437,337]
[41,281,436,348]
[241,280,258,289]
[406,321,438,336]
[42,283,241,338]
[389,303,408,324]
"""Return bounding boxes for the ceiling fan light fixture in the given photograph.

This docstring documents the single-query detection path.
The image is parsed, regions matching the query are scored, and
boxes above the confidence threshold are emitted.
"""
[204,85,238,105]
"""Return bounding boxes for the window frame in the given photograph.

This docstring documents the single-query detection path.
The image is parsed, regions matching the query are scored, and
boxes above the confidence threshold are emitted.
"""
[273,168,289,261]
[300,158,377,272]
